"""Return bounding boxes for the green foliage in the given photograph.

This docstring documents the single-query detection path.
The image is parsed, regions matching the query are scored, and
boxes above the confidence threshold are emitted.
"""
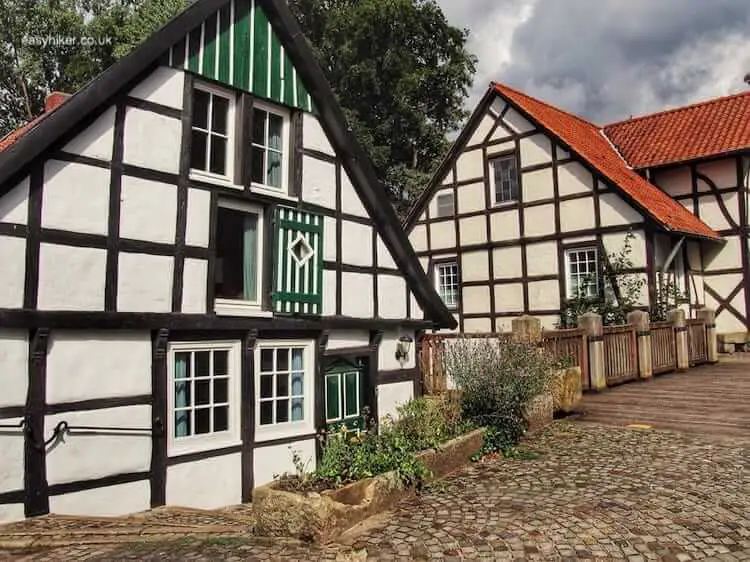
[289,0,477,217]
[442,338,556,455]
[651,275,686,322]
[394,396,473,452]
[560,232,647,327]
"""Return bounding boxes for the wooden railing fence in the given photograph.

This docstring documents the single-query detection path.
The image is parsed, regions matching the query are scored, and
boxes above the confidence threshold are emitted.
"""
[602,324,638,386]
[687,319,708,366]
[650,321,677,374]
[541,328,589,390]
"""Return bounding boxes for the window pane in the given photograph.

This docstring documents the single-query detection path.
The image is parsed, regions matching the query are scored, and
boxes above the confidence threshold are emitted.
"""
[242,215,258,302]
[195,352,210,378]
[214,406,229,432]
[291,348,304,371]
[195,408,211,434]
[276,399,289,423]
[291,372,304,396]
[251,148,265,185]
[268,114,283,150]
[195,380,210,405]
[277,349,289,372]
[276,373,289,397]
[190,130,207,171]
[175,353,190,379]
[344,372,359,417]
[192,90,209,129]
[212,96,228,134]
[214,351,228,377]
[326,375,340,421]
[214,378,228,404]
[175,410,190,438]
[252,109,266,145]
[266,150,282,188]
[209,135,227,175]
[216,208,245,300]
[174,380,190,408]
[291,398,304,422]
[260,374,273,398]
[260,349,274,372]
[260,401,273,425]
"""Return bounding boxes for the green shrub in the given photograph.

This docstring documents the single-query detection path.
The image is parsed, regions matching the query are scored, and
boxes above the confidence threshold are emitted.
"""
[443,338,555,454]
[393,396,473,451]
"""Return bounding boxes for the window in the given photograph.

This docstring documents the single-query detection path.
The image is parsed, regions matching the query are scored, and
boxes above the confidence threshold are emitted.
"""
[256,341,314,440]
[251,102,288,190]
[325,360,365,431]
[435,261,459,308]
[168,341,241,456]
[491,154,519,203]
[191,86,234,178]
[215,200,265,315]
[566,247,599,298]
[436,193,455,218]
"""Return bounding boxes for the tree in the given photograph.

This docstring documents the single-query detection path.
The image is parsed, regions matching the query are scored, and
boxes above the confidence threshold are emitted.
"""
[289,0,477,217]
[0,0,188,137]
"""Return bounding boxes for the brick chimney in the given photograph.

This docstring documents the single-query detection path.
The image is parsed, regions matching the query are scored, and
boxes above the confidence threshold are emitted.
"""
[44,91,70,113]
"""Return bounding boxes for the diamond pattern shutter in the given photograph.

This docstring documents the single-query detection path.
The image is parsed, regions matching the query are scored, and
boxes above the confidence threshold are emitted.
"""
[273,207,324,314]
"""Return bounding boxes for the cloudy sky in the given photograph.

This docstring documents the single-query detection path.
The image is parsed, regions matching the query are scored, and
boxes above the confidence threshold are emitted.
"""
[436,0,750,124]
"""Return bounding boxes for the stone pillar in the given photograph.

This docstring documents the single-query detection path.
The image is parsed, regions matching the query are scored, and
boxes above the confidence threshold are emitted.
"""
[697,308,719,363]
[627,310,653,380]
[578,312,606,391]
[512,315,542,344]
[667,308,689,372]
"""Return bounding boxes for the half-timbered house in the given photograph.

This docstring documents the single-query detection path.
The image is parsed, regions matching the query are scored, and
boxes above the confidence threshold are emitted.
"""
[0,0,455,523]
[405,83,749,335]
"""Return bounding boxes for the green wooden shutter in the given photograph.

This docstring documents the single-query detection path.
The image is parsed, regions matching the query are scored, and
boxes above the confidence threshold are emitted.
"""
[273,207,324,315]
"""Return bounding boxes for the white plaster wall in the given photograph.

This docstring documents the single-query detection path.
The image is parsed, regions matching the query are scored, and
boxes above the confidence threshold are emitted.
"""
[464,317,492,333]
[698,194,738,232]
[129,66,184,110]
[490,99,507,117]
[495,284,524,313]
[489,124,513,143]
[302,155,336,210]
[42,160,110,235]
[602,230,647,269]
[167,453,242,509]
[461,251,489,282]
[377,381,414,422]
[340,272,374,318]
[705,275,746,333]
[123,107,181,174]
[0,424,25,494]
[697,159,738,190]
[326,331,369,351]
[519,134,552,167]
[490,211,520,240]
[560,198,596,232]
[456,148,484,183]
[456,182,486,214]
[503,107,535,134]
[303,114,335,156]
[599,193,643,226]
[0,236,25,308]
[0,504,25,523]
[538,316,560,330]
[493,246,523,278]
[528,280,560,311]
[462,286,490,315]
[185,188,211,247]
[523,204,556,237]
[378,275,407,320]
[49,480,150,517]
[322,269,337,316]
[653,166,692,197]
[340,171,369,218]
[62,106,115,161]
[459,216,486,246]
[117,253,173,312]
[38,244,106,311]
[410,224,428,253]
[686,241,703,271]
[119,176,177,243]
[409,292,424,321]
[0,331,28,408]
[341,221,372,267]
[558,162,593,196]
[526,241,558,276]
[468,113,496,146]
[376,235,397,269]
[323,217,337,261]
[254,439,316,488]
[703,236,741,271]
[45,405,151,485]
[46,332,150,404]
[182,258,208,314]
[0,177,29,224]
[430,222,456,250]
[379,330,417,371]
[557,147,571,160]
[522,168,554,202]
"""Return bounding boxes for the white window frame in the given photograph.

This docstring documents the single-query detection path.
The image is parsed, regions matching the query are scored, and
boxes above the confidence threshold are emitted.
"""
[435,261,459,309]
[490,154,519,204]
[214,199,272,317]
[250,99,290,194]
[565,246,599,299]
[189,82,236,186]
[436,192,455,218]
[166,340,242,457]
[254,340,315,442]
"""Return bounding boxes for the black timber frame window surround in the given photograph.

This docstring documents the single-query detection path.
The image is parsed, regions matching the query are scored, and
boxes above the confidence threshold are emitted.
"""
[565,246,600,299]
[434,260,459,309]
[436,192,455,218]
[490,153,519,204]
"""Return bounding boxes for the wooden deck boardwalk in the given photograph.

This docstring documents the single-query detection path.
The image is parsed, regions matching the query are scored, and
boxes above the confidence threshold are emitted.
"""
[578,355,750,438]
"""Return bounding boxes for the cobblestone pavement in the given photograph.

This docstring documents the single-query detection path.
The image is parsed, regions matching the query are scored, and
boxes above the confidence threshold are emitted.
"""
[1,422,749,561]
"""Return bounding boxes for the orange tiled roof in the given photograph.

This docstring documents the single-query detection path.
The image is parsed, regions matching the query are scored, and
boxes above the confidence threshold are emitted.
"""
[604,90,750,169]
[0,93,69,153]
[493,82,720,241]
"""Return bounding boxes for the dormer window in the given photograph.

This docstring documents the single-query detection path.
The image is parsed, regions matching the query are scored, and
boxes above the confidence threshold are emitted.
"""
[251,101,289,191]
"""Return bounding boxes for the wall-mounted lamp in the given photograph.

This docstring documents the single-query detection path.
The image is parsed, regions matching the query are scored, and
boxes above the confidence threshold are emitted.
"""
[395,335,414,367]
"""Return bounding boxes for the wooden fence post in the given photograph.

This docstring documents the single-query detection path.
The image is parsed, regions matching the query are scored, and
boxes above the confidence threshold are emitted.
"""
[578,312,606,391]
[697,308,718,364]
[667,308,689,372]
[511,315,542,343]
[627,310,653,380]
